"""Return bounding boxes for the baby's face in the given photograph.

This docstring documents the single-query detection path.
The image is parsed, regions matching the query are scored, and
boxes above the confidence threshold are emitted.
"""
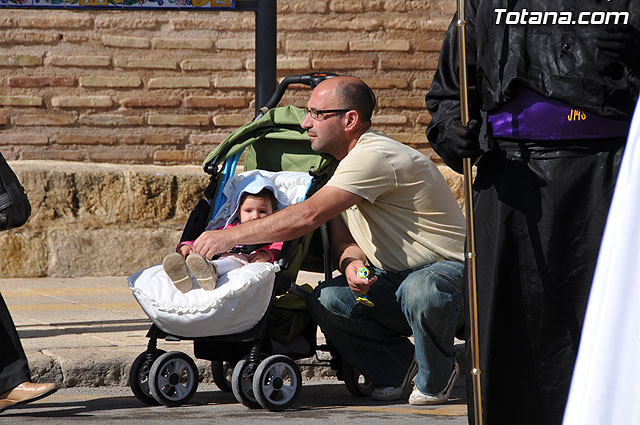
[239,196,274,223]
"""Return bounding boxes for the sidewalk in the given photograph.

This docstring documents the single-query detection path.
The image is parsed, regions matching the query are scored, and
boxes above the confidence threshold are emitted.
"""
[1,273,465,391]
[0,271,335,389]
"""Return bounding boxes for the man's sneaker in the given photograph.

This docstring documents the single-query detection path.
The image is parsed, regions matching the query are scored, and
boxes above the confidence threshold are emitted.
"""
[162,252,193,293]
[186,253,218,290]
[370,357,419,401]
[409,361,460,405]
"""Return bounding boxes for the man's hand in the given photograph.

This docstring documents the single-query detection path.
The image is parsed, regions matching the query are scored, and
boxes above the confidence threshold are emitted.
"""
[193,230,235,260]
[445,119,482,160]
[344,260,378,294]
[597,26,640,69]
[248,250,272,263]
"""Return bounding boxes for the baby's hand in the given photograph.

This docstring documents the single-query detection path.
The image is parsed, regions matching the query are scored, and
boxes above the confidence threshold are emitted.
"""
[248,251,272,263]
[178,244,194,258]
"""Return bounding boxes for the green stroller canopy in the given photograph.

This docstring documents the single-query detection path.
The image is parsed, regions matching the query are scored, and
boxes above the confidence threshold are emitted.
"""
[203,105,334,176]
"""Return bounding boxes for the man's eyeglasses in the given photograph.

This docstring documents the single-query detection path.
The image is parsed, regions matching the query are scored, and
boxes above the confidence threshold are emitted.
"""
[304,107,351,120]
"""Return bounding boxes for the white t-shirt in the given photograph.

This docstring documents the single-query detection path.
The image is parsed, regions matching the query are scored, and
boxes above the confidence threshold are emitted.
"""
[326,130,465,272]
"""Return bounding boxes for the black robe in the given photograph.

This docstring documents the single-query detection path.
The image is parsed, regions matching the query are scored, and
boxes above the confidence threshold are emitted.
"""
[0,294,31,394]
[426,1,639,424]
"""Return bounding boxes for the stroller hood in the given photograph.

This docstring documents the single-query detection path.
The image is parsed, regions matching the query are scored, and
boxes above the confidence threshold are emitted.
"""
[226,174,280,227]
[204,170,312,231]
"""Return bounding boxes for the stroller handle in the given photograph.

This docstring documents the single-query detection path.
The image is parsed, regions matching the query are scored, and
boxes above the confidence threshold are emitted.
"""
[259,72,338,115]
[204,72,338,174]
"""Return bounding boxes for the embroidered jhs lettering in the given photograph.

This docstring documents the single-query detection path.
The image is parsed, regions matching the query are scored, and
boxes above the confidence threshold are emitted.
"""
[568,109,587,122]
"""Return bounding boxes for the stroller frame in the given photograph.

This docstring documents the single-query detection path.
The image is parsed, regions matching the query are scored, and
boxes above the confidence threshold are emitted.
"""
[129,73,374,411]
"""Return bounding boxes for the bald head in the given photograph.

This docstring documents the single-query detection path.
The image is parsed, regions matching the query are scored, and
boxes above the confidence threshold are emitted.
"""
[302,76,376,159]
[316,76,376,122]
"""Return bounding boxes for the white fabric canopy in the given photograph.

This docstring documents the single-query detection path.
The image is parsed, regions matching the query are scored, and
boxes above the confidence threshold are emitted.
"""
[563,98,640,425]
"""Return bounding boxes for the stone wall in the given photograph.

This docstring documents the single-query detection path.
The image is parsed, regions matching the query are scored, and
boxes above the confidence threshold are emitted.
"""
[0,0,454,165]
[1,161,209,277]
[0,161,463,277]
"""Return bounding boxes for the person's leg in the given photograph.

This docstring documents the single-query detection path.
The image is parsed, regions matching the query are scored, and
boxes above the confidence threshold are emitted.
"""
[186,253,248,291]
[396,260,464,395]
[212,254,248,276]
[0,294,30,394]
[0,291,57,415]
[307,273,415,388]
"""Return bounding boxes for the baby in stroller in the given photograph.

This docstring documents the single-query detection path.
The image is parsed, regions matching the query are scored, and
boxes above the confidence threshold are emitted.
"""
[162,174,283,293]
[127,168,316,410]
[128,169,313,339]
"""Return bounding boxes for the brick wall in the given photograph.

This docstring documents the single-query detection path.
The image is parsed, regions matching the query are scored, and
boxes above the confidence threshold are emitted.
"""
[0,0,455,165]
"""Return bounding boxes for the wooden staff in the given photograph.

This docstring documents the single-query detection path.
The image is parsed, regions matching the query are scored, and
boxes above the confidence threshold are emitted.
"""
[456,0,483,424]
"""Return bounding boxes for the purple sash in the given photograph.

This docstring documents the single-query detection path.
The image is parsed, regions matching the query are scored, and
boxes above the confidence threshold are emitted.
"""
[488,87,630,140]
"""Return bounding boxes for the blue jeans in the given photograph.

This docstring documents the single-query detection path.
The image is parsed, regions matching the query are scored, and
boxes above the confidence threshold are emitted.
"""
[307,260,464,394]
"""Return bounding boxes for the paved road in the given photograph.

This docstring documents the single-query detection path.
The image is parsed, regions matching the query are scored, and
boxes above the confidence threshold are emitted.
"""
[1,275,468,424]
[0,381,469,425]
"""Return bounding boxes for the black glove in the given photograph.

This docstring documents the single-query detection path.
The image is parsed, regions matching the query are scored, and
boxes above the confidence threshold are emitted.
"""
[440,119,482,173]
[596,26,640,69]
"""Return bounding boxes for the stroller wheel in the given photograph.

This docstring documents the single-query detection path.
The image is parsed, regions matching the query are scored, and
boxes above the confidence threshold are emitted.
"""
[252,355,302,411]
[231,358,261,409]
[129,350,166,405]
[211,360,233,392]
[342,361,374,397]
[148,351,199,407]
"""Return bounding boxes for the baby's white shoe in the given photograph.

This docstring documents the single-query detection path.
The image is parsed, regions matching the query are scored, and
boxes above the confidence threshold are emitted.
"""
[162,253,193,293]
[186,253,218,290]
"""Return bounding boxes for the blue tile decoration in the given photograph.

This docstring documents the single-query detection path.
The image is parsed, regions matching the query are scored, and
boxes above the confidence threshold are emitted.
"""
[1,0,234,9]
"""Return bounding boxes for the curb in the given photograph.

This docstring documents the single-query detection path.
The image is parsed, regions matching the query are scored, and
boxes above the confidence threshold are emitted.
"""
[26,348,337,389]
[26,343,465,390]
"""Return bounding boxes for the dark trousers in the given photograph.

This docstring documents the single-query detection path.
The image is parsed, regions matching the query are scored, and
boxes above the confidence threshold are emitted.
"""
[0,293,30,394]
[466,138,625,425]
